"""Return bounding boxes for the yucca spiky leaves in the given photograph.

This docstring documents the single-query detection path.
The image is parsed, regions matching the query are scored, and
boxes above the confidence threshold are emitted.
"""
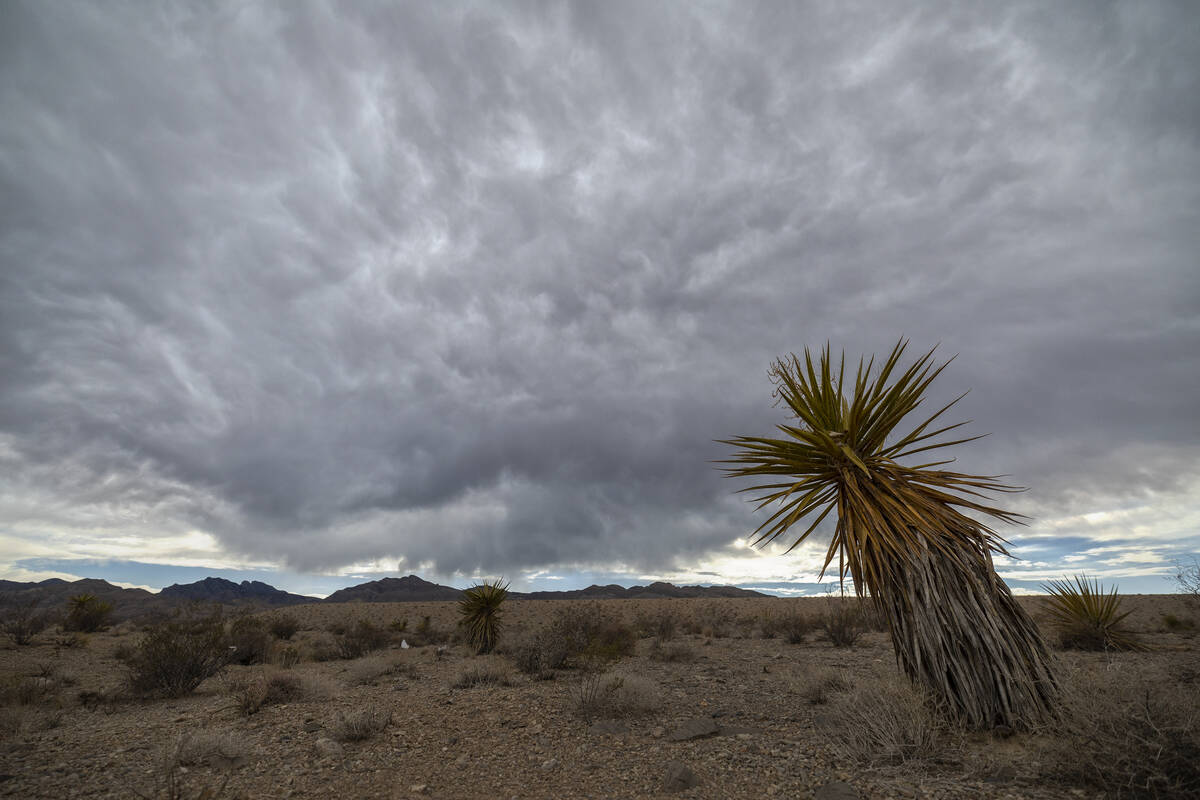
[1043,575,1146,652]
[458,579,509,655]
[721,340,1057,728]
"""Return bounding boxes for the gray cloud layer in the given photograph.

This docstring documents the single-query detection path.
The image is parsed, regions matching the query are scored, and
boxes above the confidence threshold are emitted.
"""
[2,1,1197,578]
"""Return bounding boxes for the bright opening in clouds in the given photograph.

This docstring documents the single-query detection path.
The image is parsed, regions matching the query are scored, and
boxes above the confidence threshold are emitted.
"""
[2,1,1197,596]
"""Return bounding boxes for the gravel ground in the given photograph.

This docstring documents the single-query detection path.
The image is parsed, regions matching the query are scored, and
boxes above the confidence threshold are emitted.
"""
[1,596,1195,799]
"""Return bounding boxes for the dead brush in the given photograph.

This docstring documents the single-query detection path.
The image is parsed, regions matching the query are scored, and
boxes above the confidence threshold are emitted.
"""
[832,676,956,765]
[795,667,852,705]
[451,657,513,689]
[572,671,662,723]
[1039,662,1200,798]
[330,708,391,742]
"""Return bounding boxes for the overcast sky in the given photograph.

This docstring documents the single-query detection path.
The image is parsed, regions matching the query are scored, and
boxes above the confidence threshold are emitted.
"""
[2,1,1197,597]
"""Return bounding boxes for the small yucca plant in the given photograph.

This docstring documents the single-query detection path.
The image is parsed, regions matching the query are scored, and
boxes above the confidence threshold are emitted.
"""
[458,579,509,654]
[1042,575,1147,652]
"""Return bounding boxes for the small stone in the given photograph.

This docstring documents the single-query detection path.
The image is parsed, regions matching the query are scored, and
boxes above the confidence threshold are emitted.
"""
[541,758,558,770]
[408,784,428,794]
[314,738,343,759]
[663,761,700,792]
[303,721,321,733]
[814,780,860,800]
[650,726,666,739]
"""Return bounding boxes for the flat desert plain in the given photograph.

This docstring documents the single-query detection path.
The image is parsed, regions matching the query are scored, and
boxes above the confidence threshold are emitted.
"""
[2,594,1197,800]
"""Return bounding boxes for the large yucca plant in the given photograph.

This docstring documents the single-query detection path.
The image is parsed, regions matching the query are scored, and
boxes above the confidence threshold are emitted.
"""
[1042,575,1146,652]
[720,340,1057,728]
[458,579,509,655]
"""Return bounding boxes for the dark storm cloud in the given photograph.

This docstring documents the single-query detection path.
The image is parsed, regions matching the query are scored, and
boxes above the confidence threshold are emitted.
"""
[1,1,1197,580]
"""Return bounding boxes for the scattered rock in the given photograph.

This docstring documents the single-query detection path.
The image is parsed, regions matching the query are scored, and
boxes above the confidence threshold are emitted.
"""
[650,725,666,739]
[541,758,558,770]
[814,780,860,800]
[302,721,321,733]
[667,718,719,741]
[408,784,428,794]
[314,738,343,759]
[663,761,700,792]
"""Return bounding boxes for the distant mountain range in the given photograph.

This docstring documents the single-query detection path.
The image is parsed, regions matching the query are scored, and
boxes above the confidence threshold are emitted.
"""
[0,574,768,621]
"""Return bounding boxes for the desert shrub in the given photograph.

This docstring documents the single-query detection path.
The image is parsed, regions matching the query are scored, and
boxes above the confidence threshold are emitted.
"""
[227,616,271,665]
[1043,575,1146,652]
[510,605,637,674]
[226,670,307,715]
[52,631,87,650]
[458,580,508,654]
[411,615,450,646]
[267,614,300,641]
[389,617,408,633]
[0,675,55,707]
[796,667,852,705]
[1,598,49,645]
[269,642,300,668]
[686,602,735,638]
[833,676,953,765]
[1162,614,1196,632]
[330,708,391,742]
[63,594,113,633]
[305,631,340,662]
[1040,664,1200,798]
[781,612,814,644]
[648,639,696,663]
[346,654,418,686]
[120,609,230,698]
[1175,557,1200,604]
[634,609,679,641]
[335,619,390,659]
[821,603,864,647]
[572,672,662,722]
[451,657,513,689]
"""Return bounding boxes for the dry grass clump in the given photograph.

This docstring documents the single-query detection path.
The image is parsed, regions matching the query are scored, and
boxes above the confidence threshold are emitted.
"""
[832,675,956,765]
[330,708,392,742]
[648,638,696,663]
[572,671,662,722]
[451,656,514,689]
[795,667,852,705]
[345,653,419,686]
[1039,661,1200,798]
[224,669,321,715]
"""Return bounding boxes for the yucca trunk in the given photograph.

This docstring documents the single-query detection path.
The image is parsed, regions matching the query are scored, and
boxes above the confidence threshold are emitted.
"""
[872,538,1056,727]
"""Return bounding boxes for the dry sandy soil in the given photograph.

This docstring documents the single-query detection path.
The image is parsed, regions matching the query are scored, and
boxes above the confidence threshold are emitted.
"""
[1,595,1197,800]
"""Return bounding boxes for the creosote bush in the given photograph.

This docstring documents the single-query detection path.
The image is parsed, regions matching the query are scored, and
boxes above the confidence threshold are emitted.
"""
[507,605,637,675]
[821,602,865,648]
[634,609,679,641]
[267,614,300,641]
[1,598,49,645]
[227,616,271,665]
[120,609,230,698]
[334,619,390,659]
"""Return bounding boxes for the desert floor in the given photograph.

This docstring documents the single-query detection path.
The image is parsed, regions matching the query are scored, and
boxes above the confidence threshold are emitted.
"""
[1,594,1197,800]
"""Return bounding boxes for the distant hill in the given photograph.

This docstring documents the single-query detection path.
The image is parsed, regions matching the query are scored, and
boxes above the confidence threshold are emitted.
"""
[159,577,313,606]
[323,575,463,603]
[0,574,769,622]
[520,581,768,600]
